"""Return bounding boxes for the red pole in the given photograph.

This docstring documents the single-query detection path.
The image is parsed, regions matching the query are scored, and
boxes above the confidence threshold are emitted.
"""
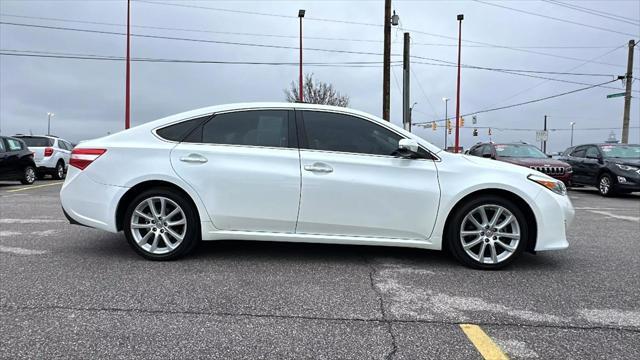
[299,14,303,102]
[454,14,463,153]
[125,0,131,129]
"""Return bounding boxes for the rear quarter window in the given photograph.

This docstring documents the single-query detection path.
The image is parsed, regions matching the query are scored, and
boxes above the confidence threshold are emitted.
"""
[155,117,210,142]
[17,136,53,147]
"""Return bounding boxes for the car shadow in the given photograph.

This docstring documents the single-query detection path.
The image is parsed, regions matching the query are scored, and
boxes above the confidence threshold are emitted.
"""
[77,234,568,272]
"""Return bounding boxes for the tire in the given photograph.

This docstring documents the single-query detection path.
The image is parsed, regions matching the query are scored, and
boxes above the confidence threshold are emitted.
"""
[123,187,199,260]
[52,161,65,180]
[20,166,36,185]
[598,173,614,197]
[446,195,529,270]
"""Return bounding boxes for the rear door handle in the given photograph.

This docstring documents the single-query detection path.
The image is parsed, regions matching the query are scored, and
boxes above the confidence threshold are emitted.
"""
[304,162,333,173]
[180,154,208,164]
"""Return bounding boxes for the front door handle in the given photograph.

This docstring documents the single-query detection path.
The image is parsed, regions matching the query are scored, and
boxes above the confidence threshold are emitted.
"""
[180,154,208,164]
[304,162,333,173]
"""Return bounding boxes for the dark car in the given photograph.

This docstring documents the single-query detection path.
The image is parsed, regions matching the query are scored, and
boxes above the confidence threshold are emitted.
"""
[0,136,37,185]
[468,142,572,184]
[559,143,640,196]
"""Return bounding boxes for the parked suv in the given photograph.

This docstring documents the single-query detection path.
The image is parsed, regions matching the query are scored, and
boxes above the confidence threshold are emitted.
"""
[13,135,73,180]
[467,142,573,185]
[559,143,640,196]
[0,136,37,184]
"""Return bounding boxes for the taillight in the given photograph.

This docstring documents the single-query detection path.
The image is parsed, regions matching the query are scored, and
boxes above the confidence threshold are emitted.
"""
[70,148,107,170]
[44,147,53,157]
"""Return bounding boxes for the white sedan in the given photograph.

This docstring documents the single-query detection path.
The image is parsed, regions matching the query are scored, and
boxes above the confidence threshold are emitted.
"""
[60,103,574,269]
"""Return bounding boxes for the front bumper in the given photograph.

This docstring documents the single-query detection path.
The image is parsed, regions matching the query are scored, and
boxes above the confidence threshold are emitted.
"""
[531,189,574,251]
[612,172,640,192]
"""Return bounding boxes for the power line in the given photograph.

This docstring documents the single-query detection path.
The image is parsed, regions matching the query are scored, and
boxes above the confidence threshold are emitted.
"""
[480,43,631,109]
[1,12,625,51]
[0,50,398,67]
[413,79,619,125]
[541,0,640,26]
[409,67,438,118]
[473,0,637,37]
[135,0,630,68]
[2,21,623,80]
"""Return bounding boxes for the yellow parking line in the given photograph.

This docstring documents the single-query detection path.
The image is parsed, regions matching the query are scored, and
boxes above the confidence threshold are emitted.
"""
[460,324,509,360]
[6,181,64,193]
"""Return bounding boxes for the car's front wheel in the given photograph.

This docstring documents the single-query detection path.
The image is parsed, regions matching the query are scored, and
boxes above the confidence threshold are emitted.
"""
[447,195,528,270]
[20,166,36,185]
[123,188,199,260]
[598,173,614,197]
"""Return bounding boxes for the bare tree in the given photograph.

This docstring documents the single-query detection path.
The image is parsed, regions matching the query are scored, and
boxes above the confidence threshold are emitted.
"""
[284,73,349,107]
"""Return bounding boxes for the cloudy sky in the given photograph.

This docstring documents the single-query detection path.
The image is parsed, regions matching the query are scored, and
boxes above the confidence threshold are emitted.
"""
[1,0,639,152]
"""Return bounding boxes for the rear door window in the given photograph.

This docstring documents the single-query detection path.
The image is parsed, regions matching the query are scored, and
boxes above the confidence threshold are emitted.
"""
[6,138,23,151]
[0,138,5,152]
[200,110,290,148]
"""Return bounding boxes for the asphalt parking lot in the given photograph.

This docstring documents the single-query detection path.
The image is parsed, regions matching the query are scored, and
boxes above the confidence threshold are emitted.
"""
[1,180,639,359]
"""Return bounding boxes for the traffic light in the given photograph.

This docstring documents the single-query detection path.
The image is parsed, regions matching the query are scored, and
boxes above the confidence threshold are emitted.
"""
[432,122,437,131]
[460,117,465,127]
[473,128,478,136]
[447,120,452,134]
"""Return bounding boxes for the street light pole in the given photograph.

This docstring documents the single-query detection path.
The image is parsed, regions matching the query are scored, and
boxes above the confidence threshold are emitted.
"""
[125,0,131,129]
[298,9,305,103]
[47,112,54,135]
[454,14,463,153]
[570,122,576,147]
[443,97,449,150]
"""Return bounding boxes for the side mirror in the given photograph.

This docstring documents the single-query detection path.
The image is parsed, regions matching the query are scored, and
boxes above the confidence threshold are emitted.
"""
[398,139,419,153]
[547,154,552,158]
[482,152,493,159]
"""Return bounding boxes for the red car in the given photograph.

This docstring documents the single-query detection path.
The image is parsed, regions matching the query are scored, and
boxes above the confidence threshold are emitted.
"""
[468,142,573,184]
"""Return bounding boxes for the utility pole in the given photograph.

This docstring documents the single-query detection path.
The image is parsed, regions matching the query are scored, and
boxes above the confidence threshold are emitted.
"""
[454,14,464,153]
[542,115,548,153]
[298,10,306,103]
[443,97,449,150]
[621,39,635,144]
[382,0,392,121]
[125,0,131,129]
[402,32,411,132]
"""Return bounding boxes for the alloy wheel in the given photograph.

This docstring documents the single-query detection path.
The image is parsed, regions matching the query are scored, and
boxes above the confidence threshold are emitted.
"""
[599,176,611,195]
[25,167,36,184]
[459,204,520,265]
[130,196,187,255]
[57,164,64,179]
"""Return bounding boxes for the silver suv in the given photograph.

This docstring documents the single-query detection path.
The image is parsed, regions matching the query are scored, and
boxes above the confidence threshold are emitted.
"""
[13,135,73,180]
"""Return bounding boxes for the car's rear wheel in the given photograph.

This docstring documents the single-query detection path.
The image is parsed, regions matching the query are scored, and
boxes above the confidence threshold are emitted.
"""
[447,195,528,270]
[123,188,199,260]
[52,161,65,180]
[598,173,614,197]
[20,166,36,185]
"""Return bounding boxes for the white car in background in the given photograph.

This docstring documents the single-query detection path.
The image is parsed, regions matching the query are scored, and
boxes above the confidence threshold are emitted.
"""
[14,135,73,180]
[60,103,574,269]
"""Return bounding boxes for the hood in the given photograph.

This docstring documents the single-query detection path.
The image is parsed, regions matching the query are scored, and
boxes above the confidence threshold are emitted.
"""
[496,157,571,168]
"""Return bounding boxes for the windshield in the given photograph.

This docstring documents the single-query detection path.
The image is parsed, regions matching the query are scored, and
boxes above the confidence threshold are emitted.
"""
[495,144,547,158]
[599,144,640,159]
[15,136,53,147]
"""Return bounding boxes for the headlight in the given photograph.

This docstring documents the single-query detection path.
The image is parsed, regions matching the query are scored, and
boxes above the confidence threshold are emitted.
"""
[565,167,573,173]
[615,164,639,171]
[527,174,567,196]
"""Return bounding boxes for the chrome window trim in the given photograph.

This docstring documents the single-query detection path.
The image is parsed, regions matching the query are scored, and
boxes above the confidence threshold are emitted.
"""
[152,106,440,161]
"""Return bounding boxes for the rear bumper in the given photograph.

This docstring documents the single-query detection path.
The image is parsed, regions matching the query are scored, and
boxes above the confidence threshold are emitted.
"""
[60,168,128,232]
